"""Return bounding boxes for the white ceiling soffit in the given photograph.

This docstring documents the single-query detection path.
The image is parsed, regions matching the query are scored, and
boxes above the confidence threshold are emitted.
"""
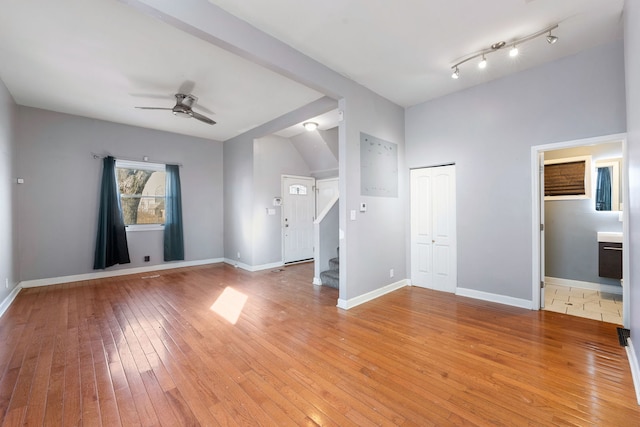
[208,0,624,107]
[0,0,324,141]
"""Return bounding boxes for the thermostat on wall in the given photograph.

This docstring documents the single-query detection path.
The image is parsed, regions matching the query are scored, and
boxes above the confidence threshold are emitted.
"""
[273,197,282,206]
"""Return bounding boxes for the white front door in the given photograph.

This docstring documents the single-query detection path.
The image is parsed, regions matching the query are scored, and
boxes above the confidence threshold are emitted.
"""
[411,166,457,292]
[282,175,315,263]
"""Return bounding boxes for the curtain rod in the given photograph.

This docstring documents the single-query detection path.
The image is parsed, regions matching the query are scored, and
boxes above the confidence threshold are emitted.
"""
[91,153,182,167]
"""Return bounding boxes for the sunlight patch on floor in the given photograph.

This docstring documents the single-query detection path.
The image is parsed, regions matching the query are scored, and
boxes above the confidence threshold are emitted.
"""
[210,287,248,324]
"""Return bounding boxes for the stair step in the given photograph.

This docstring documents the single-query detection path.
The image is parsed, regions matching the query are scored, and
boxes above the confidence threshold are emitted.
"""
[320,269,339,289]
[329,257,339,269]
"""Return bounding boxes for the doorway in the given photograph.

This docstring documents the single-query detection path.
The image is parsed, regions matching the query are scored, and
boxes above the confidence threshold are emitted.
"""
[282,175,315,264]
[531,133,629,327]
[410,165,457,292]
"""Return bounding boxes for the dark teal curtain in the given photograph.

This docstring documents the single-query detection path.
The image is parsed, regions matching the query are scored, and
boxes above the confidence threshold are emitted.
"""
[94,156,130,269]
[164,164,184,261]
[595,167,612,211]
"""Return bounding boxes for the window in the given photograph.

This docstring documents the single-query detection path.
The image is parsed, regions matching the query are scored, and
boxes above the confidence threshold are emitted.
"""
[544,155,591,200]
[115,160,166,227]
[289,184,308,195]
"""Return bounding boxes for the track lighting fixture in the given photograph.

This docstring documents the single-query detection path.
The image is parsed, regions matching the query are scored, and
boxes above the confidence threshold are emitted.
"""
[450,24,558,79]
[303,121,318,131]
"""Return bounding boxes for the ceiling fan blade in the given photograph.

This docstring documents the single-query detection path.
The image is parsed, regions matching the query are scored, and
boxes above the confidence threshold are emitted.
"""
[190,111,216,125]
[135,106,173,110]
[192,103,215,115]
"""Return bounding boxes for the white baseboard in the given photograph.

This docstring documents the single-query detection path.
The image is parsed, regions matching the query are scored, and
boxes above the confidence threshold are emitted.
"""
[223,259,284,272]
[0,285,22,318]
[19,258,224,288]
[337,279,409,310]
[627,338,640,405]
[456,287,533,310]
[545,276,623,295]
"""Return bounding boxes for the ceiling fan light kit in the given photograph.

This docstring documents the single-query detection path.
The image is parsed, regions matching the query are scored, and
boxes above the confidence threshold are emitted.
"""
[451,24,558,79]
[136,93,216,125]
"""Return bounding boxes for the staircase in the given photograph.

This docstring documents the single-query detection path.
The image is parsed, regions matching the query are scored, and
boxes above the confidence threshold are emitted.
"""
[320,248,339,289]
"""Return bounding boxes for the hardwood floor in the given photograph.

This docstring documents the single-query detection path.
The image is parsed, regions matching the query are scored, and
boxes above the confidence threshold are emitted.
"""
[0,262,638,426]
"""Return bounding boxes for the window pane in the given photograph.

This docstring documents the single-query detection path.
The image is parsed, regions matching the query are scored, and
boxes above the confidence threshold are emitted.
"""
[116,168,166,225]
[289,184,307,195]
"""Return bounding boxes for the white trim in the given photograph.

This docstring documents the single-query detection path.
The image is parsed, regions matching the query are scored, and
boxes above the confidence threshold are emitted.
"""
[337,279,409,310]
[116,159,165,171]
[19,258,223,288]
[626,338,640,405]
[544,276,623,295]
[126,224,164,232]
[313,277,322,285]
[456,287,533,310]
[223,259,284,272]
[0,285,23,318]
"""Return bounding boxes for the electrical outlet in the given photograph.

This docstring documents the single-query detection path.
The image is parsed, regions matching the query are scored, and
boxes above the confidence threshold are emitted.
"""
[5,278,8,289]
[237,252,241,259]
[389,269,394,278]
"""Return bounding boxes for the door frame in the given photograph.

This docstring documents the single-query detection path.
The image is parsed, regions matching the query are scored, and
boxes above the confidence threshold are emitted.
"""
[281,174,316,264]
[530,133,629,327]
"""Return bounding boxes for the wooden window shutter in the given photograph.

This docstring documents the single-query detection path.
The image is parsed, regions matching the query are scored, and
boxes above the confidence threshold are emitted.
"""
[544,161,586,196]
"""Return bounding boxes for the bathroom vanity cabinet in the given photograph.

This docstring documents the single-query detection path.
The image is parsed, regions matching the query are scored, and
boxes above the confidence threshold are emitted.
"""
[598,241,623,279]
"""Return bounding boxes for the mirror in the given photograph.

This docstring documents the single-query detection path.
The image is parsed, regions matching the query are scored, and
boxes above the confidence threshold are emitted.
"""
[595,158,621,211]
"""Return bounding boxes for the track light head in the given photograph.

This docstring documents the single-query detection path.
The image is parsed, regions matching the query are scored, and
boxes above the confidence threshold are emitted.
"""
[546,31,558,44]
[478,55,487,69]
[509,45,519,57]
[451,67,459,79]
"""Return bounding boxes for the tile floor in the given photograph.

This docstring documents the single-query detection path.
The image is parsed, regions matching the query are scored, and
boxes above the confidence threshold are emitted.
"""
[544,284,623,325]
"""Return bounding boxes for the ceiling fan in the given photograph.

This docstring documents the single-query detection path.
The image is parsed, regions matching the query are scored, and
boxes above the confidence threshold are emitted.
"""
[136,93,216,125]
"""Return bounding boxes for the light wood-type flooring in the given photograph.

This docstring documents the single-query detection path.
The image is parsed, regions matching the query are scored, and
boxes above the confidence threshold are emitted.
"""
[0,262,638,426]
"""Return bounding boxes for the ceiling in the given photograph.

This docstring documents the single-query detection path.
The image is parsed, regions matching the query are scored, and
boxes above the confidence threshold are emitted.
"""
[0,0,624,142]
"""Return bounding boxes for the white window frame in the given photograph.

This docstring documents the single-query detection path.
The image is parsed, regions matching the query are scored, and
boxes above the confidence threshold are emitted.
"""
[115,159,166,232]
[543,155,592,201]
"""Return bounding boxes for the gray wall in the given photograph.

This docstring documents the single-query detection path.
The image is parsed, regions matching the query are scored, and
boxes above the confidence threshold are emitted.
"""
[253,134,311,266]
[290,128,338,179]
[223,136,254,265]
[0,79,18,302]
[15,107,224,281]
[406,40,626,300]
[624,0,640,363]
[544,143,623,286]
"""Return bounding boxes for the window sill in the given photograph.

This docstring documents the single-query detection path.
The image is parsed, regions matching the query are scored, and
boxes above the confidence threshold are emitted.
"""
[126,224,165,232]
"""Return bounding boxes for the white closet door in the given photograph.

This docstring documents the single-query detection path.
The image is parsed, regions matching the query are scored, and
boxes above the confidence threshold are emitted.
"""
[411,166,456,292]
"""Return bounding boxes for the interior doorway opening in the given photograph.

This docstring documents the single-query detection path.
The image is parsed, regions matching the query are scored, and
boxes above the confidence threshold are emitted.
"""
[531,133,629,328]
